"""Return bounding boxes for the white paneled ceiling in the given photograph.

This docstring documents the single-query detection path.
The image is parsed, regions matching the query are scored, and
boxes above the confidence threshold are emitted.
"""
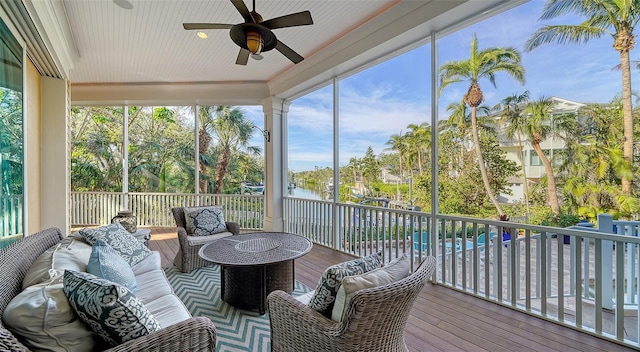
[15,0,522,104]
[63,0,396,84]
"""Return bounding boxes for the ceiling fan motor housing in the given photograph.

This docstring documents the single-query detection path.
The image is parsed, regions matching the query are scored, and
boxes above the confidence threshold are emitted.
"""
[230,23,277,52]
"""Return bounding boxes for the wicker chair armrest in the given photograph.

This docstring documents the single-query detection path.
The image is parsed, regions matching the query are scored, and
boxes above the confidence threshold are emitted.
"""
[104,317,216,352]
[225,221,240,235]
[268,290,342,339]
[176,226,189,240]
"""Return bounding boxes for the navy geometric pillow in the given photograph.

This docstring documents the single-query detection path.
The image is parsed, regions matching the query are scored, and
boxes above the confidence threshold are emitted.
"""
[308,251,382,317]
[184,206,227,236]
[62,270,160,346]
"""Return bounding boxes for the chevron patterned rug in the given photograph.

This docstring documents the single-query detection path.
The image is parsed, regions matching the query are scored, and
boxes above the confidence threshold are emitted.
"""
[165,265,310,352]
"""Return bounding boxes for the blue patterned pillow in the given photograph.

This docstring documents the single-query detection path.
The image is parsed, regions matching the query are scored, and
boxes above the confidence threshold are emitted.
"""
[184,206,227,236]
[62,270,161,346]
[80,223,151,266]
[309,252,382,316]
[87,239,137,292]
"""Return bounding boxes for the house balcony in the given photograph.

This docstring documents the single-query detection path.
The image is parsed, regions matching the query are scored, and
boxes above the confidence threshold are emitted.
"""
[67,192,640,351]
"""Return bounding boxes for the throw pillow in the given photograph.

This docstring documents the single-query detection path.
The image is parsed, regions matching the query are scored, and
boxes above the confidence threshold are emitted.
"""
[87,239,137,292]
[184,206,227,236]
[331,253,412,321]
[3,280,96,352]
[80,223,151,266]
[62,270,161,346]
[22,236,93,289]
[308,251,382,316]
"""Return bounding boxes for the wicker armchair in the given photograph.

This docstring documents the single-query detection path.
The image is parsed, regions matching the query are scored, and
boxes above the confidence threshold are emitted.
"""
[267,255,436,352]
[0,227,217,352]
[172,206,241,273]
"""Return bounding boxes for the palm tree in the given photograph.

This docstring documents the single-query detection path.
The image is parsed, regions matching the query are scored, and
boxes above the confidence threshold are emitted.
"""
[440,101,493,173]
[385,133,407,181]
[210,107,254,194]
[439,34,525,216]
[497,91,531,215]
[525,0,640,195]
[561,99,639,218]
[522,97,580,215]
[405,122,431,175]
[191,105,230,193]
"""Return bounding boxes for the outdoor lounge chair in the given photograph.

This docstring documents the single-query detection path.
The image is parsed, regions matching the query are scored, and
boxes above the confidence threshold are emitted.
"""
[267,256,436,352]
[171,206,241,273]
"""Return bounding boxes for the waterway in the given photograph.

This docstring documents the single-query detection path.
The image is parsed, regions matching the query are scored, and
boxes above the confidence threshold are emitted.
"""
[287,186,325,200]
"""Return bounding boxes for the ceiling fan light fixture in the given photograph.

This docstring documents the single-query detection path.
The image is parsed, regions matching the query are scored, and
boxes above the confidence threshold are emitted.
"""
[197,32,208,39]
[246,30,263,55]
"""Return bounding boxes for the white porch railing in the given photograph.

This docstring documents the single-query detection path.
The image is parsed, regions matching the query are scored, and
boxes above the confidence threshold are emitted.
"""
[67,192,639,348]
[70,192,264,230]
[1,195,23,247]
[283,196,640,349]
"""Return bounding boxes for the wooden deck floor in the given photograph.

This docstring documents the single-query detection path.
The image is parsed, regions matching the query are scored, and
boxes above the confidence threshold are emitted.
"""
[147,227,636,352]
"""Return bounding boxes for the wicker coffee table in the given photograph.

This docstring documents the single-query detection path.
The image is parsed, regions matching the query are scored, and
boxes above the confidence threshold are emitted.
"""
[198,232,312,315]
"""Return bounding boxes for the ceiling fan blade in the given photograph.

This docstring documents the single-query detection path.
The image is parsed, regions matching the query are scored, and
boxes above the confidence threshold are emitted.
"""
[275,41,304,64]
[262,11,313,30]
[231,0,254,23]
[183,23,233,30]
[236,48,250,65]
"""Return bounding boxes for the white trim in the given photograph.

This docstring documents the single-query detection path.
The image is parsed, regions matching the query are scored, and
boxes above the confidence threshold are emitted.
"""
[21,28,28,237]
[22,0,78,78]
[122,105,129,209]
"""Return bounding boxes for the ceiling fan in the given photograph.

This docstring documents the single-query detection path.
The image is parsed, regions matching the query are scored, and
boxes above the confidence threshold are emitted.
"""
[183,0,313,65]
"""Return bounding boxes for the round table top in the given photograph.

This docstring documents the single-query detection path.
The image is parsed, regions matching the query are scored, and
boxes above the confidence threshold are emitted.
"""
[198,232,313,266]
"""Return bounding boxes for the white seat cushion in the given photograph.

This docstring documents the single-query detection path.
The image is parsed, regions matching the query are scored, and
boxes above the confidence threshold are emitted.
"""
[135,269,174,304]
[144,294,192,328]
[131,251,162,276]
[186,231,233,246]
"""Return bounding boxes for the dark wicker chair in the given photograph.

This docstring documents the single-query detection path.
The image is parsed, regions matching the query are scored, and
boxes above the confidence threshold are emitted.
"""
[171,206,241,273]
[267,255,436,352]
[0,227,217,352]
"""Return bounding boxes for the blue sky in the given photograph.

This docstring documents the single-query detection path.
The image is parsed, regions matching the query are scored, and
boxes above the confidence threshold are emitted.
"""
[244,1,640,172]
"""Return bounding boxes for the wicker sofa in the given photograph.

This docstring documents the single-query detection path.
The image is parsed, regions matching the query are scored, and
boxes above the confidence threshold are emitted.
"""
[0,227,216,352]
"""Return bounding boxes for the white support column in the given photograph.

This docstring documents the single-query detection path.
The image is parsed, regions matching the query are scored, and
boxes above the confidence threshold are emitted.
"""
[122,106,129,210]
[41,77,69,233]
[332,77,340,247]
[194,105,200,201]
[430,32,439,258]
[261,97,287,231]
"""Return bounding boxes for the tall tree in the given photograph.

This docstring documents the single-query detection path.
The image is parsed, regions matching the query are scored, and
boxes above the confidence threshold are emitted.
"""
[405,123,431,175]
[522,97,579,215]
[497,91,531,214]
[195,106,229,193]
[385,132,407,180]
[440,100,492,173]
[361,146,380,184]
[210,107,254,194]
[439,34,525,216]
[561,99,639,218]
[525,0,640,195]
